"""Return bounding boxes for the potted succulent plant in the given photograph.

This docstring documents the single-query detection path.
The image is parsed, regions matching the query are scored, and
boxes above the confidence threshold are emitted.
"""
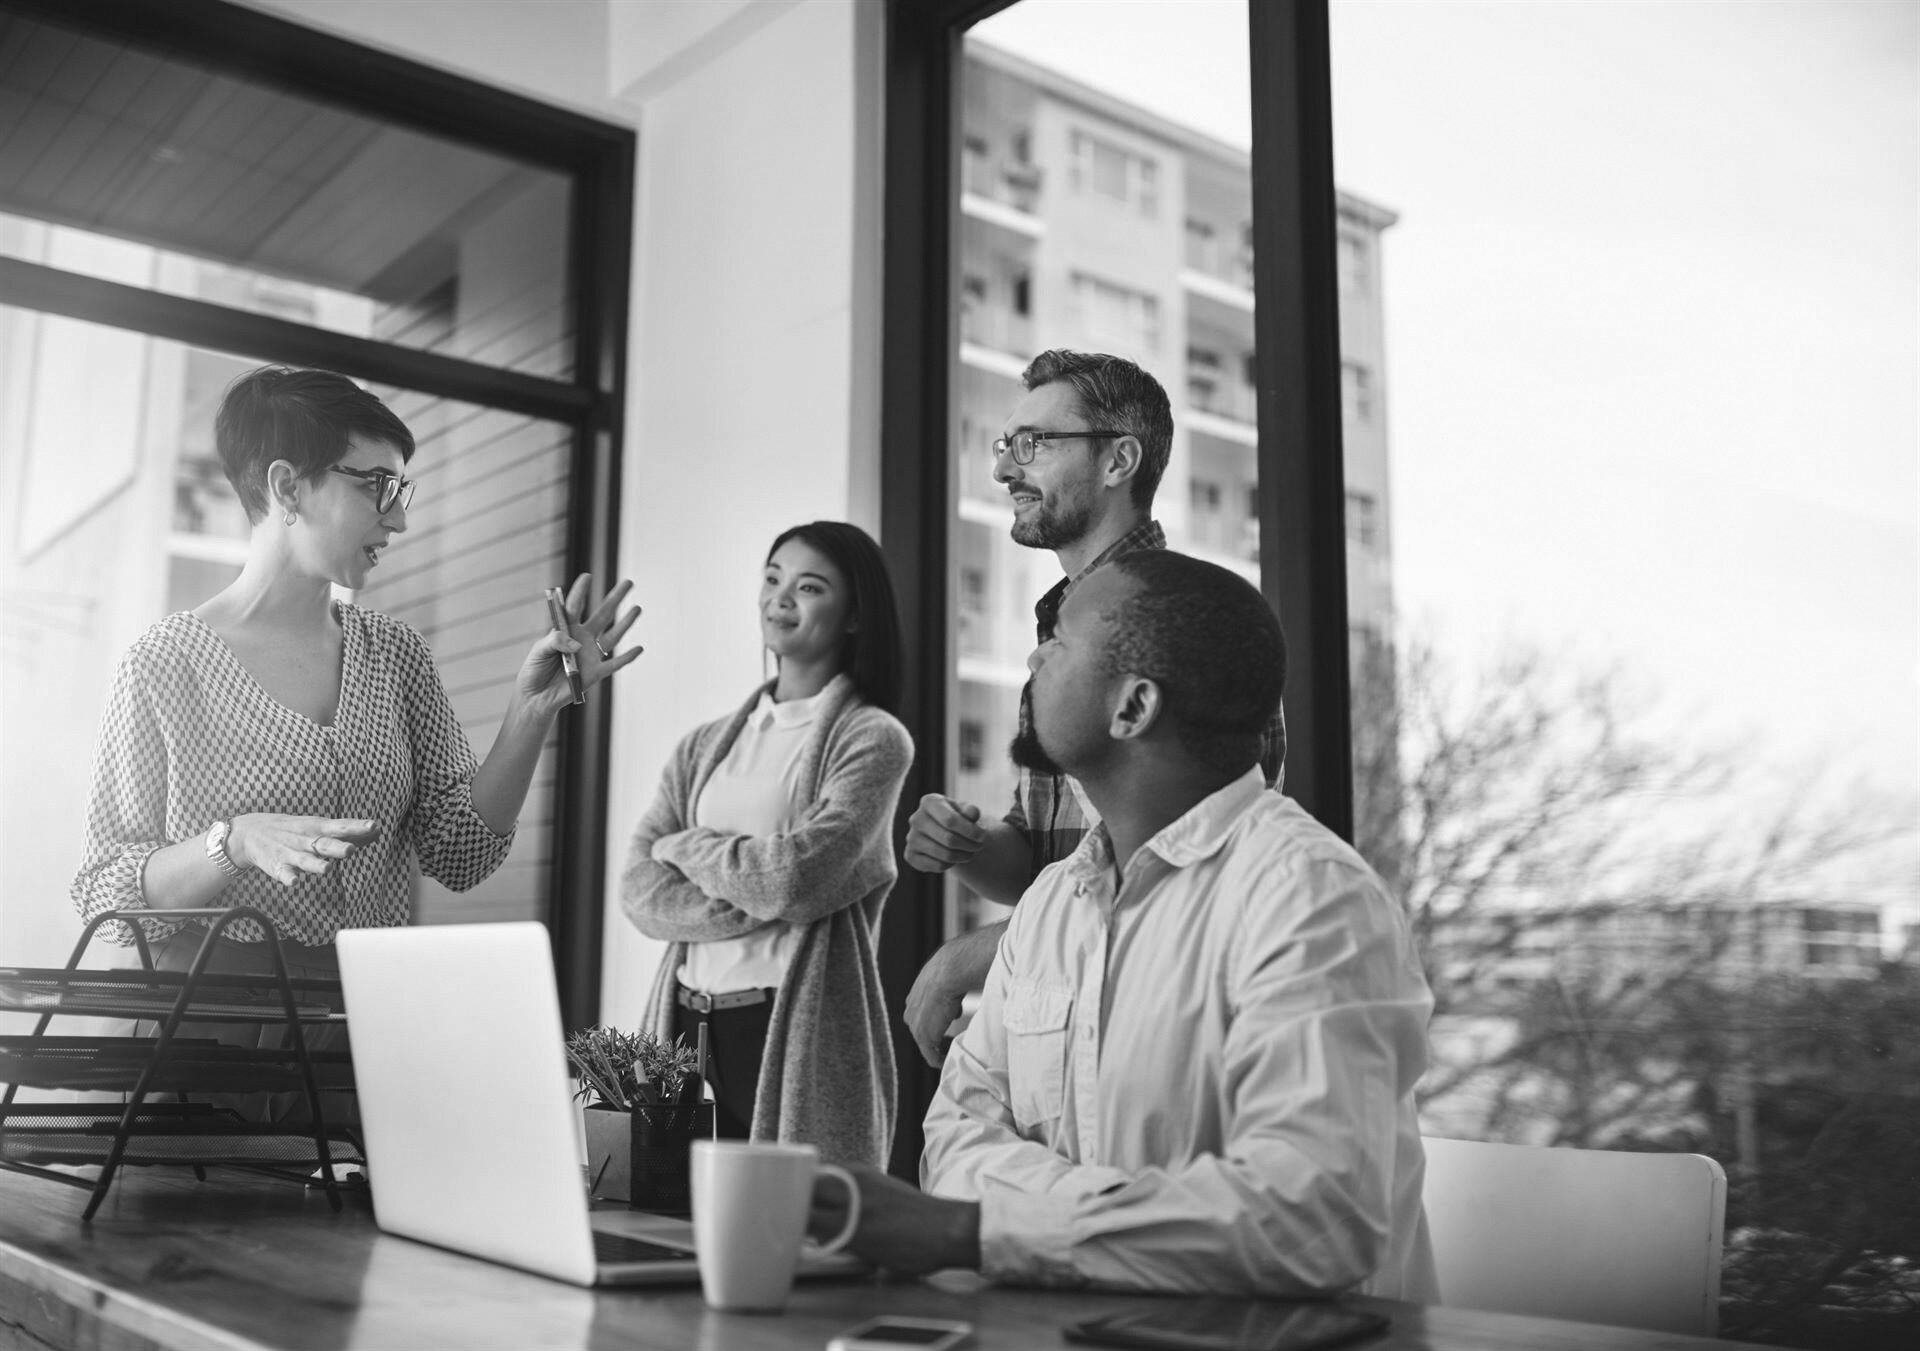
[566,1027,708,1213]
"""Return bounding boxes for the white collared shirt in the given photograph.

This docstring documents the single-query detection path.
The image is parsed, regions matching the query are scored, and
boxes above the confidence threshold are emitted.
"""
[676,687,823,993]
[922,769,1438,1300]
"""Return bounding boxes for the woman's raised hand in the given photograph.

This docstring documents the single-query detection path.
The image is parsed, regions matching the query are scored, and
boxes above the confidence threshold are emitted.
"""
[228,814,381,887]
[517,574,644,712]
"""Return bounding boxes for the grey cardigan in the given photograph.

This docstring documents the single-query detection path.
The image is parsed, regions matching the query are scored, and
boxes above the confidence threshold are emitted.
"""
[619,673,912,1168]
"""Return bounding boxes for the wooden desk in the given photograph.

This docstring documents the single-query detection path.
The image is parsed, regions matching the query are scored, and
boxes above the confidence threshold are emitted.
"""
[0,1166,1768,1351]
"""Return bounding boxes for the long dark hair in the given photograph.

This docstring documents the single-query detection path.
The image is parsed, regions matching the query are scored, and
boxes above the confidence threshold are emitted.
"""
[766,521,902,715]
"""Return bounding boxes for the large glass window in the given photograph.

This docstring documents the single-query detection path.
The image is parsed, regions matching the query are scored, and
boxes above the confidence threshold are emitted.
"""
[945,0,1389,929]
[0,0,629,1026]
[1331,4,1918,1344]
[949,2,1272,937]
[898,3,1920,1334]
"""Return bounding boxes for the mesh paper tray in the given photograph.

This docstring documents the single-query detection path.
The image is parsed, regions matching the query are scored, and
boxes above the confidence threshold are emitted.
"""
[0,1103,362,1168]
[0,967,340,1023]
[0,1036,355,1094]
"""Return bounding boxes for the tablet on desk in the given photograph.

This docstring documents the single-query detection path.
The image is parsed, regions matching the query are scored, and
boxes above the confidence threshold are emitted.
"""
[1062,1300,1390,1351]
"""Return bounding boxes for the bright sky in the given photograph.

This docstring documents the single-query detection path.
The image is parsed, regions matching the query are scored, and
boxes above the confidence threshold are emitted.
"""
[974,0,1919,805]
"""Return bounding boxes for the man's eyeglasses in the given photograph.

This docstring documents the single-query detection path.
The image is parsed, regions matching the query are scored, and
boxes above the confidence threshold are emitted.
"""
[330,465,416,514]
[990,429,1126,466]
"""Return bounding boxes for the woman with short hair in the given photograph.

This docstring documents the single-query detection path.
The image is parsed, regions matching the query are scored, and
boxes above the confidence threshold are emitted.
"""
[72,366,640,1109]
[620,521,911,1169]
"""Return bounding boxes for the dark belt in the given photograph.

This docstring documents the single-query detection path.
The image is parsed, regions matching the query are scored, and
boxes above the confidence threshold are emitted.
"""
[676,985,774,1014]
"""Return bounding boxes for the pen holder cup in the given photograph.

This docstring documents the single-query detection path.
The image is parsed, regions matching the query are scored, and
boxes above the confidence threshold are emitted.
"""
[629,1101,712,1216]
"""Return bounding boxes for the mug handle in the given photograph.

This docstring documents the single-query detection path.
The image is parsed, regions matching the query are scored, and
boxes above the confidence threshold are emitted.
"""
[812,1163,862,1255]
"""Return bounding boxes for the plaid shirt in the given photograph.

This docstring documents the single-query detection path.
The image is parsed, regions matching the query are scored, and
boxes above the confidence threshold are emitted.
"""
[1003,520,1287,881]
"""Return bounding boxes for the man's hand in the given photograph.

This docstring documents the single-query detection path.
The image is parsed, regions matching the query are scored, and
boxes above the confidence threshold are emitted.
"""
[903,794,987,873]
[809,1164,980,1277]
[904,921,1006,1067]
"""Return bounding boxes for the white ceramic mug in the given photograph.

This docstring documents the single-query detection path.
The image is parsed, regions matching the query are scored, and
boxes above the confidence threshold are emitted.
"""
[690,1140,860,1312]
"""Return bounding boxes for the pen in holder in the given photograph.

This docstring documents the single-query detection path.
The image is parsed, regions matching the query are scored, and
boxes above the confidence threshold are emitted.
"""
[545,586,586,705]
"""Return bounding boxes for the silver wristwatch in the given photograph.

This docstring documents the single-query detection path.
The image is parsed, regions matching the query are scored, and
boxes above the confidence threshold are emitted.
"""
[205,819,243,878]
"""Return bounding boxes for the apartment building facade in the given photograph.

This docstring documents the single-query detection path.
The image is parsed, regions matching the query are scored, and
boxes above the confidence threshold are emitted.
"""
[947,41,1399,926]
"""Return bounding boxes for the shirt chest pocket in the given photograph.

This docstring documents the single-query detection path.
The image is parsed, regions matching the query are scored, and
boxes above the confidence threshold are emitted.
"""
[1003,979,1073,1128]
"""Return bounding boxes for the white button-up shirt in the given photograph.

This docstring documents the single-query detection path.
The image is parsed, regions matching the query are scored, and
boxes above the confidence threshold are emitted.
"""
[922,769,1438,1300]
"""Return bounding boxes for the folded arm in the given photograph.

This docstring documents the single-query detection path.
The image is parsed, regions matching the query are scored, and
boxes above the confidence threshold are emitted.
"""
[618,737,771,943]
[649,719,912,926]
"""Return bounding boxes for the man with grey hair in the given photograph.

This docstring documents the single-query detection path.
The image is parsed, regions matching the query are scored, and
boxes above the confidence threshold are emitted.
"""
[902,349,1284,1065]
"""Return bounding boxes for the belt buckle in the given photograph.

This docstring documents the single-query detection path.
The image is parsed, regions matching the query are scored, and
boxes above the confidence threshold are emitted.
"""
[686,989,714,1014]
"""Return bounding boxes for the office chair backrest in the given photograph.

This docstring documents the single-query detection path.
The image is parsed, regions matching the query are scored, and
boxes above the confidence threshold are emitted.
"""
[1421,1136,1726,1336]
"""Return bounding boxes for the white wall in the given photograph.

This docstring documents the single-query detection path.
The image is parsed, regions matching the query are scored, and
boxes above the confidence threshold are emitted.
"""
[600,0,886,1030]
[610,0,804,103]
[242,0,888,1028]
[247,0,620,119]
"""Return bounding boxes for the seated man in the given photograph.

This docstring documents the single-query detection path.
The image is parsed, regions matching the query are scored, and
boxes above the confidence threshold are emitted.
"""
[812,550,1435,1299]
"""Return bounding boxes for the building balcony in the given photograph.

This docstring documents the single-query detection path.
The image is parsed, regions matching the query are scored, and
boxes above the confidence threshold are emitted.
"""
[1188,377,1258,426]
[960,153,1045,238]
[1187,406,1258,448]
[962,147,1041,208]
[959,306,1031,380]
[1185,503,1259,563]
[1183,235,1255,287]
[960,303,1032,356]
[1181,535,1261,584]
[1181,230,1256,304]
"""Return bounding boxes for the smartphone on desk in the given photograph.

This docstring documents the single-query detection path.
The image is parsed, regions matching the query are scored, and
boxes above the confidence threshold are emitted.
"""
[1061,1300,1389,1351]
[826,1316,975,1350]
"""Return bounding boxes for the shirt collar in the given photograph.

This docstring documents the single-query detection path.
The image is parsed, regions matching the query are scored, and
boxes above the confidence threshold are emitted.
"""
[1142,766,1268,867]
[750,684,828,730]
[1034,519,1166,639]
[1064,765,1267,885]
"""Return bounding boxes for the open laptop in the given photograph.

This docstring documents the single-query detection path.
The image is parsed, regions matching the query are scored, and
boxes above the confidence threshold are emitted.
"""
[337,921,861,1288]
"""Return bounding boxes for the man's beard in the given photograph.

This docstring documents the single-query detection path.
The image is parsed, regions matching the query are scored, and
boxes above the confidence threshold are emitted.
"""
[1008,681,1067,777]
[1010,489,1093,550]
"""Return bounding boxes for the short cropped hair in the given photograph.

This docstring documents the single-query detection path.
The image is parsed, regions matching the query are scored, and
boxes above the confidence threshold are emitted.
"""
[215,366,414,524]
[1096,551,1286,776]
[1021,349,1173,509]
[767,521,904,716]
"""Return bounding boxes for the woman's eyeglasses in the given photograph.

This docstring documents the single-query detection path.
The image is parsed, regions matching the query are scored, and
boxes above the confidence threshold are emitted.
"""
[990,429,1126,466]
[330,465,416,513]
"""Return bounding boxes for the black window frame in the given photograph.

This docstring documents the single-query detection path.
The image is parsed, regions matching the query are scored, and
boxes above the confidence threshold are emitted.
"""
[879,0,1350,1174]
[0,0,633,1030]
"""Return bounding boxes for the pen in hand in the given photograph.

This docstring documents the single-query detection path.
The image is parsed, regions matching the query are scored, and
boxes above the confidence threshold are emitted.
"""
[545,586,586,705]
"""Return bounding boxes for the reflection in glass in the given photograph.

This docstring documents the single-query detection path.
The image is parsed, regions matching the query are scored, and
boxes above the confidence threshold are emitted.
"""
[170,349,255,546]
[0,9,573,378]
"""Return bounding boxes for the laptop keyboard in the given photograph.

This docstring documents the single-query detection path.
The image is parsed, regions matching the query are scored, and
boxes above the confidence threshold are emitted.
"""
[592,1231,696,1265]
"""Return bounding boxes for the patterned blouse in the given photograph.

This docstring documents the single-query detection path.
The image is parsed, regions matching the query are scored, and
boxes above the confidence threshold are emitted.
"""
[72,605,514,946]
